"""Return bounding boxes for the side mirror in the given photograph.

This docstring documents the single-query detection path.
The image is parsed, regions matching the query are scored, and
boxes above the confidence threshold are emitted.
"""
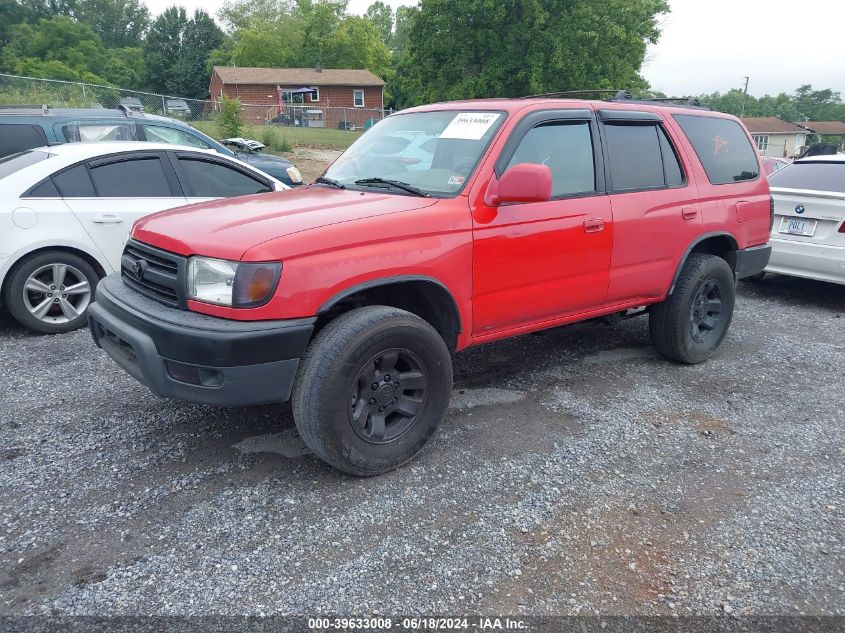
[484,163,552,206]
[273,181,289,192]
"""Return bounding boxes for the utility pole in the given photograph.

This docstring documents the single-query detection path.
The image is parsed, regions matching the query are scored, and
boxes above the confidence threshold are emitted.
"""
[741,76,749,117]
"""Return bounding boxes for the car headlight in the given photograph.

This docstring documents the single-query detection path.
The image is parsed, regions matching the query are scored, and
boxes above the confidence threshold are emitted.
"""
[187,257,281,308]
[286,166,303,184]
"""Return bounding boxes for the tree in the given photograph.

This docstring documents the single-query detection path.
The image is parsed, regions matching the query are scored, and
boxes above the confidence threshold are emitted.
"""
[72,0,149,48]
[217,0,293,32]
[395,0,668,106]
[364,1,392,47]
[144,7,223,98]
[1,16,111,83]
[792,84,844,121]
[1,0,37,45]
[209,0,389,81]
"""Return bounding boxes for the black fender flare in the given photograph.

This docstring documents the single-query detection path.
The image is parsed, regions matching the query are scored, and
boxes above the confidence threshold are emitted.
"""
[668,232,739,295]
[318,275,463,334]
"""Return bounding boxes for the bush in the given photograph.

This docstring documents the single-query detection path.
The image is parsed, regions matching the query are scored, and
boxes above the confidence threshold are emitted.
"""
[215,96,243,138]
[260,126,293,153]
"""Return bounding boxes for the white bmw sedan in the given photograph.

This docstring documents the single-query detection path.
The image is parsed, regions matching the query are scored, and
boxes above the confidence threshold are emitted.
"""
[766,155,845,285]
[0,142,286,333]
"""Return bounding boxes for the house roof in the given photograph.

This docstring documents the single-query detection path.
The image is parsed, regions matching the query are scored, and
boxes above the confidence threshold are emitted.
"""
[741,117,807,134]
[798,120,845,135]
[212,66,385,87]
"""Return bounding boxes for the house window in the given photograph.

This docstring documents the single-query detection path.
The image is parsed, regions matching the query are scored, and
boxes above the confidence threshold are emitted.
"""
[353,89,365,107]
[310,87,319,102]
[282,90,304,104]
[752,135,769,151]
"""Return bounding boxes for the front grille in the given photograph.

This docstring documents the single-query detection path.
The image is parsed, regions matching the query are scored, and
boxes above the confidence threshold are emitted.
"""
[121,239,187,308]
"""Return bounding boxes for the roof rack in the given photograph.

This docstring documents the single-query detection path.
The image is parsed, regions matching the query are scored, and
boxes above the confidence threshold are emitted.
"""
[522,89,632,100]
[619,96,704,107]
[521,90,708,110]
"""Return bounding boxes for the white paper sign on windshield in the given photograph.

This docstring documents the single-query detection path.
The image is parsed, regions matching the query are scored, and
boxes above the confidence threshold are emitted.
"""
[440,112,501,140]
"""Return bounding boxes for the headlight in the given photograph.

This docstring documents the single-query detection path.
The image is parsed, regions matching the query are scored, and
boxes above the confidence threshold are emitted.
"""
[187,257,281,308]
[286,166,303,184]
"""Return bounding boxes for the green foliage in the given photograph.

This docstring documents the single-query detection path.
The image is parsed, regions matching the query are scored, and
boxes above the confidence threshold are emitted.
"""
[72,0,150,48]
[393,0,668,107]
[210,0,390,83]
[364,1,392,47]
[260,125,292,152]
[144,7,223,98]
[216,95,243,138]
[0,11,145,87]
[699,85,845,122]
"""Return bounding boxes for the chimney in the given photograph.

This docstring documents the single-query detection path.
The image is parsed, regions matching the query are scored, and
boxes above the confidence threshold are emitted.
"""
[315,61,322,73]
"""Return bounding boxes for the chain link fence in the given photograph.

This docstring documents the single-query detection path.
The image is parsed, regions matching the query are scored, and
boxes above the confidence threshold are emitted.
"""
[0,73,393,148]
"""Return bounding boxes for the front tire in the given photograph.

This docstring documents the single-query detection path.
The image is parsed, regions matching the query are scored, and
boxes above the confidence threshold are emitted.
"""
[4,251,99,334]
[292,306,453,476]
[649,253,735,364]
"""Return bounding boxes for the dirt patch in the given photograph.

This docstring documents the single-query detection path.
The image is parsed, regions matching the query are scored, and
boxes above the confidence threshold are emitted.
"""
[282,148,342,183]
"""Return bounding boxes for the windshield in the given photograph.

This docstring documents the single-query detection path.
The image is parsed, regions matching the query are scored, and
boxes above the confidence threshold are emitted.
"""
[323,110,505,196]
[0,150,49,180]
[769,161,845,194]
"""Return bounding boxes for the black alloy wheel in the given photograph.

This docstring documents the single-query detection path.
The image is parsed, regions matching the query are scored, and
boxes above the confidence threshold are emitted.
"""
[349,348,428,444]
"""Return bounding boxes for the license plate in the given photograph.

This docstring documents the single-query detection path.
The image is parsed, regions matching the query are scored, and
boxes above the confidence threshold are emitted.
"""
[779,217,817,237]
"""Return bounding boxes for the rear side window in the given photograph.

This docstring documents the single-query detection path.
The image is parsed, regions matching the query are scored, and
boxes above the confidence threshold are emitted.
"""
[505,121,595,197]
[53,164,96,197]
[0,124,48,158]
[604,123,685,191]
[674,114,760,185]
[89,157,173,197]
[177,158,271,197]
[604,124,665,191]
[769,162,845,194]
[63,123,139,142]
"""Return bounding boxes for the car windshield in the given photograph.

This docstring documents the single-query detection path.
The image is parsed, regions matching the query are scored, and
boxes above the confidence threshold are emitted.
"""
[0,149,49,180]
[323,110,506,196]
[769,161,845,194]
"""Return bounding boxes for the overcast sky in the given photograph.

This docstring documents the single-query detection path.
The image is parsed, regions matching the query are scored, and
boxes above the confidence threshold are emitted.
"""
[147,0,845,98]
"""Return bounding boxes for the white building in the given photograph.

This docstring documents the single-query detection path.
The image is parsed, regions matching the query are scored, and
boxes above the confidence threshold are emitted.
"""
[741,117,808,158]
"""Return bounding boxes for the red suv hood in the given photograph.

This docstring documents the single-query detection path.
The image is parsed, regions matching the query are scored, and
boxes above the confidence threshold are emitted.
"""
[132,187,438,260]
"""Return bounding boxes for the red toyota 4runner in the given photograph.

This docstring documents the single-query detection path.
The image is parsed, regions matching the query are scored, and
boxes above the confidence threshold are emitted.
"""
[89,96,772,475]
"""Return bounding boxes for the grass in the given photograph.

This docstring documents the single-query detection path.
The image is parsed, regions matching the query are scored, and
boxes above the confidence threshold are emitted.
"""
[191,120,361,151]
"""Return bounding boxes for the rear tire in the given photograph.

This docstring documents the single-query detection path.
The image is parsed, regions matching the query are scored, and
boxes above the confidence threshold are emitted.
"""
[649,253,735,364]
[4,251,99,334]
[292,306,452,476]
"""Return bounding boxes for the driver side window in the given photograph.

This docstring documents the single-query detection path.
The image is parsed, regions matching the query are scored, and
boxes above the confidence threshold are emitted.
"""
[506,121,595,197]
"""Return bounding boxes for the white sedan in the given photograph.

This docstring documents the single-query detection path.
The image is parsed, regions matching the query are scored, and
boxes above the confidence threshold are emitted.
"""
[0,142,286,333]
[766,155,845,285]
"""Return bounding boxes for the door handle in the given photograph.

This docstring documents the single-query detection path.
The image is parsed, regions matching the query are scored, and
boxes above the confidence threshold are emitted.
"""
[681,206,698,220]
[583,218,605,233]
[92,214,124,224]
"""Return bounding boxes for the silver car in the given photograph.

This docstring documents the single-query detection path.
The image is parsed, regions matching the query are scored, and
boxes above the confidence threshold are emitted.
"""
[766,155,845,285]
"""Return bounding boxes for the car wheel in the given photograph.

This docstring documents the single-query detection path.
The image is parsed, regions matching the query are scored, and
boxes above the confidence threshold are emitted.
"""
[4,251,99,334]
[649,253,735,364]
[292,306,452,476]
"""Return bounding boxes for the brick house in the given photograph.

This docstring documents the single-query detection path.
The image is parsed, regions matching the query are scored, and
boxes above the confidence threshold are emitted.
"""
[208,65,386,129]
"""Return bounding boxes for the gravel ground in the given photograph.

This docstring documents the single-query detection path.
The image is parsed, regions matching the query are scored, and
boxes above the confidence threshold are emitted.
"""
[0,275,843,617]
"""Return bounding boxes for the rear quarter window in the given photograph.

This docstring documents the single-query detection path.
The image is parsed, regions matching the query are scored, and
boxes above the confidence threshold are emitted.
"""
[62,122,139,142]
[673,114,760,185]
[0,124,48,158]
[768,162,845,194]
